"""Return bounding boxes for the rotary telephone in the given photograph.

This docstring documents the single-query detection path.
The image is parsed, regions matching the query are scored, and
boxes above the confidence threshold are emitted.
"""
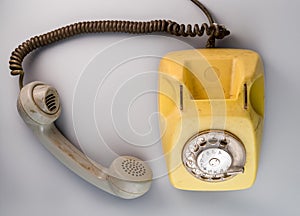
[159,49,264,190]
[9,0,264,199]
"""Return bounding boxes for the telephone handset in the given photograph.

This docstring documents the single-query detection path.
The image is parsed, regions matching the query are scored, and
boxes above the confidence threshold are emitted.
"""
[9,0,263,198]
[17,81,152,199]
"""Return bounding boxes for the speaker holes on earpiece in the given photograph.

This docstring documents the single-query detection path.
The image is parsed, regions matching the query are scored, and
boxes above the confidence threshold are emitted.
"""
[121,159,146,177]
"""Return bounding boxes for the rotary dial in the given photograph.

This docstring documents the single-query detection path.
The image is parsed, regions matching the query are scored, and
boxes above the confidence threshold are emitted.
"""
[182,130,246,182]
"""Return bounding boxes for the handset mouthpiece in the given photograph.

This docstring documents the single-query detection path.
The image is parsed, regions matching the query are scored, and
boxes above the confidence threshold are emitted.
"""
[17,81,61,125]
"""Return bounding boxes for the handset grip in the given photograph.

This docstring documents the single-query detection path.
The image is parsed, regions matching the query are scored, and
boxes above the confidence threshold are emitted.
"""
[28,122,113,194]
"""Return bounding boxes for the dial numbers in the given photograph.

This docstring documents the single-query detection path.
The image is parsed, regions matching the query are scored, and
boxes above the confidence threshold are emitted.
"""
[197,148,232,175]
[182,130,246,182]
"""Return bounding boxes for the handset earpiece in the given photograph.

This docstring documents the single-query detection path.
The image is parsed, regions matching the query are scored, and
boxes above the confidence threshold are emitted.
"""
[17,81,152,199]
[108,156,152,198]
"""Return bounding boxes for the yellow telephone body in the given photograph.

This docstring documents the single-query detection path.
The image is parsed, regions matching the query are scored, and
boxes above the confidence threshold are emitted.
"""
[158,49,264,191]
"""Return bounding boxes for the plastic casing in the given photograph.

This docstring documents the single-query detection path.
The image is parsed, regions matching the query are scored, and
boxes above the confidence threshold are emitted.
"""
[158,49,264,191]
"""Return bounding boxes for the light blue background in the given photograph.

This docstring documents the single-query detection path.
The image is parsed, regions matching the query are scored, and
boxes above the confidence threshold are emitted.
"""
[1,0,299,215]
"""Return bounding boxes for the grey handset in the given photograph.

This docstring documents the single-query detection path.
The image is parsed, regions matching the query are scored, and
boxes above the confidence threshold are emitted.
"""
[17,81,152,199]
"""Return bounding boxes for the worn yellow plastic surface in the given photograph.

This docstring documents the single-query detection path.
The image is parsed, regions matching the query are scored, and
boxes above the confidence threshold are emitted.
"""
[158,49,264,191]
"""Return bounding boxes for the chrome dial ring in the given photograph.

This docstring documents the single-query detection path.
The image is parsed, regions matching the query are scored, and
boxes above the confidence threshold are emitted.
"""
[182,130,246,182]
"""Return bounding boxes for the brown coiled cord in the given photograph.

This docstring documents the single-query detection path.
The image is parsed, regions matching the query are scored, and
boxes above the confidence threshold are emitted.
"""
[9,0,230,89]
